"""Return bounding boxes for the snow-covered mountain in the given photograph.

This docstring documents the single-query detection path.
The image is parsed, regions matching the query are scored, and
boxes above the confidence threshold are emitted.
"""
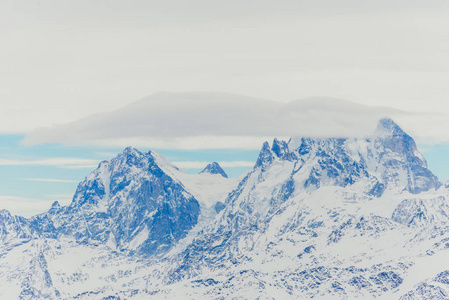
[162,118,446,297]
[2,118,449,299]
[27,147,201,257]
[1,148,237,258]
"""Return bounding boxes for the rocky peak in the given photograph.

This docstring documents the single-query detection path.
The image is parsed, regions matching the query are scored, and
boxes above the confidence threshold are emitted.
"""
[254,118,439,194]
[39,147,201,256]
[50,201,61,209]
[272,138,297,160]
[255,141,275,170]
[374,118,421,160]
[200,162,228,178]
[371,119,440,193]
[122,146,140,154]
[375,118,407,138]
[0,209,12,219]
[0,209,34,243]
[110,146,147,167]
[271,138,287,156]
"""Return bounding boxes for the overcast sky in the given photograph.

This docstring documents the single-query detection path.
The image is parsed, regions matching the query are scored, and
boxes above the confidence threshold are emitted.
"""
[1,0,449,135]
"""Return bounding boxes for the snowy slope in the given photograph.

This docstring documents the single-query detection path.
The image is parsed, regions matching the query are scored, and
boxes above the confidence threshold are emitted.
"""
[163,118,448,298]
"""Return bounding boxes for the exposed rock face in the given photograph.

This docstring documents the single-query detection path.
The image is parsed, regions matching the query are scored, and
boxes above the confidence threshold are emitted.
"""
[0,209,35,243]
[9,147,201,256]
[200,162,228,178]
[166,118,445,297]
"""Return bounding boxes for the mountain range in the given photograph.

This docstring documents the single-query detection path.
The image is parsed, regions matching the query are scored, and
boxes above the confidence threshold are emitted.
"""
[2,118,449,299]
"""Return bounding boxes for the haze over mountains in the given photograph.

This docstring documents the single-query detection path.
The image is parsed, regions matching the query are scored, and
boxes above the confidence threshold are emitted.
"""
[2,118,449,298]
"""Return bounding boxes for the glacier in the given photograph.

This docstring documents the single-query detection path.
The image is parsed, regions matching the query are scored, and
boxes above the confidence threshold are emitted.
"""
[2,118,449,299]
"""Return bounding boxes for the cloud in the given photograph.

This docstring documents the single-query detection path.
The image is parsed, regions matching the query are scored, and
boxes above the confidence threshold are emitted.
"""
[95,151,123,158]
[0,157,100,168]
[1,1,449,137]
[173,160,255,169]
[62,165,98,169]
[94,136,278,150]
[46,193,74,199]
[23,92,412,149]
[21,178,79,183]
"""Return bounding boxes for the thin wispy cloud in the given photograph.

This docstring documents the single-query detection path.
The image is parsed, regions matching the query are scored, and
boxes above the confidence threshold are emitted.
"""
[95,152,121,158]
[0,196,65,217]
[0,196,26,201]
[0,158,99,168]
[62,165,98,170]
[46,193,74,199]
[21,178,79,183]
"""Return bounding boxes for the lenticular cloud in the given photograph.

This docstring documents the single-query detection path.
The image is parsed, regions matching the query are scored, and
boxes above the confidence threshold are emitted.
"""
[23,91,406,149]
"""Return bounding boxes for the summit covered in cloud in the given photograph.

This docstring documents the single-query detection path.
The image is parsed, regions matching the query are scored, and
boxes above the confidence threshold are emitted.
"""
[23,92,406,149]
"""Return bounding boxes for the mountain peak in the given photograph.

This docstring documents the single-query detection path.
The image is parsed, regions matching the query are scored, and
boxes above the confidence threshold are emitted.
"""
[58,146,201,256]
[0,209,11,217]
[271,138,287,156]
[256,118,439,194]
[51,201,61,209]
[110,146,145,166]
[375,118,407,137]
[200,162,228,178]
[121,146,141,155]
[255,141,275,170]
